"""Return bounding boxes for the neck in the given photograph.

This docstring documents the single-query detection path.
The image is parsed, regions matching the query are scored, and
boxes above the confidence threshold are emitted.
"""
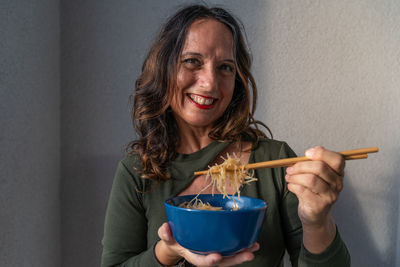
[175,126,214,154]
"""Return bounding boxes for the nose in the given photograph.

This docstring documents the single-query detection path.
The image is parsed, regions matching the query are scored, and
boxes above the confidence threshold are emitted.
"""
[198,65,217,91]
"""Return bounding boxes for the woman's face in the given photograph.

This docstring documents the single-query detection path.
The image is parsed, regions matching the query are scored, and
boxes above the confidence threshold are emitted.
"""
[170,19,236,134]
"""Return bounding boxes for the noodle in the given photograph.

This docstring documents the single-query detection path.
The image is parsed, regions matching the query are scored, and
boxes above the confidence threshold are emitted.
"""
[182,153,257,211]
[179,198,222,211]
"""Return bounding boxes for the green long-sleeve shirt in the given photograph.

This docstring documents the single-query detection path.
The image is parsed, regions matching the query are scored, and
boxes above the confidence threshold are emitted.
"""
[101,138,350,266]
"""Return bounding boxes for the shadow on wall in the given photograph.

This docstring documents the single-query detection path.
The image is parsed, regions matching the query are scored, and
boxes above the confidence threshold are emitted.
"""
[332,169,399,267]
[61,154,121,267]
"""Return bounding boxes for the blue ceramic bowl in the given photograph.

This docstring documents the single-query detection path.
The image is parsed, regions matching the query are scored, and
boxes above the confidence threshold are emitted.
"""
[164,194,267,256]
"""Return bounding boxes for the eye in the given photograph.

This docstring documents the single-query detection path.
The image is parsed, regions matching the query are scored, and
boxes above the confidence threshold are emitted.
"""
[219,64,235,73]
[182,58,201,66]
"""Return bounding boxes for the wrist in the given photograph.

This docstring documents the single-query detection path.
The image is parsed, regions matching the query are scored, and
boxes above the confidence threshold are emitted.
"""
[302,215,336,254]
[155,240,183,266]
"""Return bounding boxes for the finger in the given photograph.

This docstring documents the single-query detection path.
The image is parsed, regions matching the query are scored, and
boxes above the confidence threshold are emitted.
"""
[217,251,255,267]
[218,243,259,266]
[287,182,307,202]
[288,179,339,206]
[183,243,259,267]
[183,251,222,267]
[158,222,175,244]
[285,173,331,194]
[305,146,345,176]
[286,161,343,192]
[287,182,338,217]
[287,183,326,216]
[246,242,260,253]
[319,187,339,206]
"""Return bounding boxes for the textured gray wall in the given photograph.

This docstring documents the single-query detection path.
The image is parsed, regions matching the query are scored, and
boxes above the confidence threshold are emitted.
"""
[1,0,399,266]
[0,0,61,266]
[60,1,142,265]
[250,2,400,266]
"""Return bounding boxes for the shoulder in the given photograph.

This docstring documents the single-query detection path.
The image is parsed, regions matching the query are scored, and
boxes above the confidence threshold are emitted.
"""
[113,153,148,193]
[252,138,297,160]
[120,152,142,174]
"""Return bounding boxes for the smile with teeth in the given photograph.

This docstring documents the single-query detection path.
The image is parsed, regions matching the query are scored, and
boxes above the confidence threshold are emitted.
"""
[188,94,216,106]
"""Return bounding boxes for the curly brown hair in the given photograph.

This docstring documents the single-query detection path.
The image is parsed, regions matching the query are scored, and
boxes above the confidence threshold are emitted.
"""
[127,4,271,181]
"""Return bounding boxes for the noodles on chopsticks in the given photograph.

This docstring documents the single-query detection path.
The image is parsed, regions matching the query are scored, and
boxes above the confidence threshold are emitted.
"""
[180,153,257,211]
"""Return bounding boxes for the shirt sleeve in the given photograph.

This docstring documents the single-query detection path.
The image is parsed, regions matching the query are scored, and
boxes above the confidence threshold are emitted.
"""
[278,142,351,267]
[101,161,164,267]
[298,227,351,267]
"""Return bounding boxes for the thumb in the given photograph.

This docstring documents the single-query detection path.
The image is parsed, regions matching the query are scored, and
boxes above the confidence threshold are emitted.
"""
[158,222,175,244]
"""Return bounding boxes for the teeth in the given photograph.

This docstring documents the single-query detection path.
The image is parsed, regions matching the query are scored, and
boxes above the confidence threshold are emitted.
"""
[189,94,214,105]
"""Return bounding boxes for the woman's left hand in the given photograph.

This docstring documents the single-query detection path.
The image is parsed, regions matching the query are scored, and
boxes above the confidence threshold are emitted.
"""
[156,222,259,266]
[285,146,345,252]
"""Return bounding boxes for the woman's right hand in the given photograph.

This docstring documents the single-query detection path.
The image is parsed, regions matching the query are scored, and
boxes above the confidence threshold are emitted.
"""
[155,222,259,267]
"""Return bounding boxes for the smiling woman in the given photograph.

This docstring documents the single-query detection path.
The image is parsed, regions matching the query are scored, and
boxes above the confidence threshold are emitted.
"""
[101,4,351,267]
[129,4,266,182]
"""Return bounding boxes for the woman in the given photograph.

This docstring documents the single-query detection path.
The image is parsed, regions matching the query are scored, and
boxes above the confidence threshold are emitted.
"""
[101,4,350,267]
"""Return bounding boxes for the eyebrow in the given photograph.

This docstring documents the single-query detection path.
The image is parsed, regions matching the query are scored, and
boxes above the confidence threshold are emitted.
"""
[181,52,235,63]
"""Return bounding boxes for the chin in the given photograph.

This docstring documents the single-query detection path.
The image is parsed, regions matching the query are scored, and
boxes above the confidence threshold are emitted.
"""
[186,118,216,128]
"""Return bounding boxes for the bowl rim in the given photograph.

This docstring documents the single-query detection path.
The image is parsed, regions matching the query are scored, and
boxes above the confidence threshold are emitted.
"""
[164,194,267,213]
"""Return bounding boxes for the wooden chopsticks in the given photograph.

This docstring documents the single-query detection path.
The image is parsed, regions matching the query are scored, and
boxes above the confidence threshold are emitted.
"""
[194,147,379,176]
